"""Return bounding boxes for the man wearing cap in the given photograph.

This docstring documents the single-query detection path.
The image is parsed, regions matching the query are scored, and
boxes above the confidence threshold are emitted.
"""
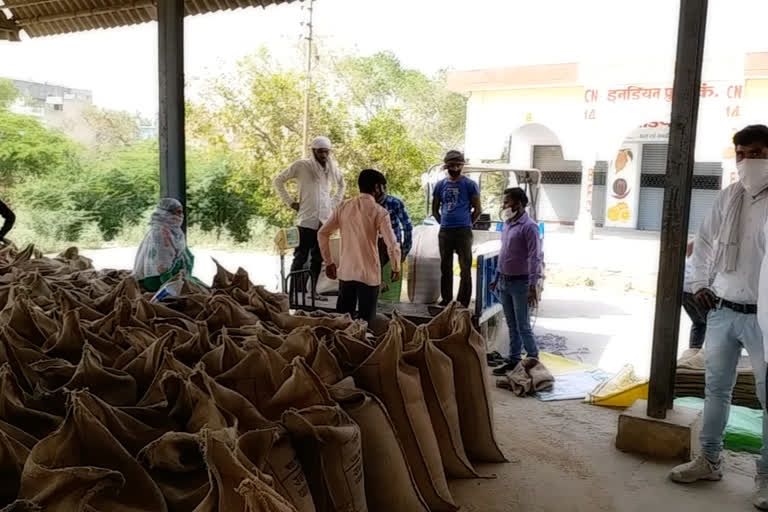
[274,136,346,294]
[432,150,482,308]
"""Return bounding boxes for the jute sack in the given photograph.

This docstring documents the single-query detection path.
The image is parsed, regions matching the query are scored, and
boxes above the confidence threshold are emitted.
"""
[237,428,317,512]
[266,357,334,421]
[392,310,418,347]
[282,406,367,512]
[56,288,102,321]
[160,372,235,433]
[61,343,137,407]
[269,310,354,332]
[42,309,122,366]
[121,331,176,392]
[18,393,167,512]
[136,349,193,407]
[249,321,286,350]
[173,322,219,367]
[74,389,169,457]
[138,430,210,511]
[328,383,430,512]
[216,342,289,414]
[194,428,298,512]
[407,325,479,478]
[351,322,457,512]
[429,304,506,463]
[6,298,58,347]
[328,332,373,376]
[277,326,317,363]
[311,341,343,386]
[0,365,61,439]
[0,427,30,507]
[189,367,272,433]
[199,330,247,377]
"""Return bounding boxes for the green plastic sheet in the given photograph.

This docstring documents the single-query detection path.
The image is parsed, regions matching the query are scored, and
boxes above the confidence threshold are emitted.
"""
[675,397,762,454]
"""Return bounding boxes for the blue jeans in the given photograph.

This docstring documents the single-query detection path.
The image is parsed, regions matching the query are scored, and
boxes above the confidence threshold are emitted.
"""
[497,276,538,363]
[700,308,768,474]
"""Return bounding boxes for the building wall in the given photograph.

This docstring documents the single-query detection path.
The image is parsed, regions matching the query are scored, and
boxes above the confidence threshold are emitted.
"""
[452,54,768,230]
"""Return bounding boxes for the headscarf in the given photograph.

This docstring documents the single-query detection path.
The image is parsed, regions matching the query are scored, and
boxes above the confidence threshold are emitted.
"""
[311,136,332,150]
[308,135,341,183]
[133,197,190,280]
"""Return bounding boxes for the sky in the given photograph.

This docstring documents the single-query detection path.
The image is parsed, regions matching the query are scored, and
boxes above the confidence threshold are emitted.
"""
[1,0,767,116]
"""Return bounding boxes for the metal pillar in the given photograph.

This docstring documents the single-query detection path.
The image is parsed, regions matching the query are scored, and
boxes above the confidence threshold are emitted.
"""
[647,0,708,419]
[158,0,187,231]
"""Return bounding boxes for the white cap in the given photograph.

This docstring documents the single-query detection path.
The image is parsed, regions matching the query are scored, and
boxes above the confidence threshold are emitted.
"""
[310,136,332,150]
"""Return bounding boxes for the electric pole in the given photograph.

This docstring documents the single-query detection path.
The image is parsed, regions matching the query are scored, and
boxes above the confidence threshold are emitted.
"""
[301,0,315,158]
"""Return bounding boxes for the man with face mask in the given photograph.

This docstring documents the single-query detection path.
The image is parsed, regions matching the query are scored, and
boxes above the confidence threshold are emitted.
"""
[377,181,412,302]
[274,136,346,296]
[432,150,482,308]
[670,124,768,510]
[318,169,401,328]
[487,187,541,376]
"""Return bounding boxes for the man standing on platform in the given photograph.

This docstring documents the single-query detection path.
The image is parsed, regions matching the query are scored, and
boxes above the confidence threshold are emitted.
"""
[432,150,482,308]
[318,169,401,328]
[274,136,346,296]
[669,124,768,510]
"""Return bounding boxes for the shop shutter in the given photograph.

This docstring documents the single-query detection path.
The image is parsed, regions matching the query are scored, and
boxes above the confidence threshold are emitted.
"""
[532,145,581,223]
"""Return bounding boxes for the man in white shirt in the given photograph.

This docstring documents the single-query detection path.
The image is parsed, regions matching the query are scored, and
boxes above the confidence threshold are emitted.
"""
[670,124,768,510]
[273,136,346,294]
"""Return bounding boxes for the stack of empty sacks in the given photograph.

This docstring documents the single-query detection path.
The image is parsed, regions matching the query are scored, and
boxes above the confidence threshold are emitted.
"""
[0,243,507,512]
[675,351,760,409]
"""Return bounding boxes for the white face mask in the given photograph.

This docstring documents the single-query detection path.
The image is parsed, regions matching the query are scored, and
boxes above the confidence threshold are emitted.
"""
[737,158,768,197]
[501,208,515,222]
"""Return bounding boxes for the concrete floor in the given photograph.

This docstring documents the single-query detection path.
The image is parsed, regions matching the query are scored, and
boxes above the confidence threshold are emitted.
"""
[452,390,757,512]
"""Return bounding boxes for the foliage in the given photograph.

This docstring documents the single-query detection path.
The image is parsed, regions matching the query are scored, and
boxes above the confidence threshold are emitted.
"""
[331,51,467,153]
[187,50,353,228]
[187,155,258,243]
[81,105,141,150]
[0,110,81,187]
[346,109,437,224]
[0,79,18,110]
[7,47,466,247]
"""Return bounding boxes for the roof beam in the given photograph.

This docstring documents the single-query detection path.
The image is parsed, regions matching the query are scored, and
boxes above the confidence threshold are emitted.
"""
[14,1,155,26]
[0,12,20,41]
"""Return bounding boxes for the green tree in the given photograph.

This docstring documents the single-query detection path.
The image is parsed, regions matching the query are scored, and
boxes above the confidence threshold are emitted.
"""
[81,105,141,150]
[0,110,81,186]
[187,154,257,243]
[346,109,437,224]
[0,79,18,109]
[187,49,353,228]
[331,51,467,153]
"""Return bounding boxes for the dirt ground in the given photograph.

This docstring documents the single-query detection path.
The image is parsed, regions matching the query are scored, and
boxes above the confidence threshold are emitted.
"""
[451,389,757,512]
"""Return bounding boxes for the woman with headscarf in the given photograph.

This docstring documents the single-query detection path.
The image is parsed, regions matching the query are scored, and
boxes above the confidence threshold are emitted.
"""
[133,197,195,292]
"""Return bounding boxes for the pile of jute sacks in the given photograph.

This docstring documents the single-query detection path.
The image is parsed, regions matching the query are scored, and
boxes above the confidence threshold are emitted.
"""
[0,244,506,512]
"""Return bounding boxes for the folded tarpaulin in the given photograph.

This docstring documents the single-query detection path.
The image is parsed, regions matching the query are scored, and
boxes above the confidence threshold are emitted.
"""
[534,369,611,402]
[675,397,762,454]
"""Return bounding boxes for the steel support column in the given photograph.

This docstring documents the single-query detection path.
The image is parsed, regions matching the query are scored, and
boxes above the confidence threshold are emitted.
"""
[647,0,708,419]
[158,0,187,231]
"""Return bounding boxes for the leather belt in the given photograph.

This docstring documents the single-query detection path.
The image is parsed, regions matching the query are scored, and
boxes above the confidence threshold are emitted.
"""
[717,297,757,315]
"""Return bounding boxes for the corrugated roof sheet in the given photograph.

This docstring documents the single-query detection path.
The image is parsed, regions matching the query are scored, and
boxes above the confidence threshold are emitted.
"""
[0,0,295,40]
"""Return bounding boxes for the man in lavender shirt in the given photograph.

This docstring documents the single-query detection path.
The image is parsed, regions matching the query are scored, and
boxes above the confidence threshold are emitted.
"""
[489,187,542,376]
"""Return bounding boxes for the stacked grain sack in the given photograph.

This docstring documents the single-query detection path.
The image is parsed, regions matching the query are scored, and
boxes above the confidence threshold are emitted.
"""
[0,243,507,512]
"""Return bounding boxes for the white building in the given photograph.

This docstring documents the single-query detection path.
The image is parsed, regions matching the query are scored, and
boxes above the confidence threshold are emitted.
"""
[447,52,768,234]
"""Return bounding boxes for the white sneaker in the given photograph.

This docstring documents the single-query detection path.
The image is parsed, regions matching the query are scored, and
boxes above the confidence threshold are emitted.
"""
[754,476,768,510]
[669,455,723,483]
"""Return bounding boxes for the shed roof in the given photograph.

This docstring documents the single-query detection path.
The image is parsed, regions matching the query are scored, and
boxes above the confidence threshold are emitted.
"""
[0,0,295,41]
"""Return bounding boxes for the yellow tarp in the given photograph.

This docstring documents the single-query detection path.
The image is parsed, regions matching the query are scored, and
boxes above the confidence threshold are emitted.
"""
[585,364,648,407]
[538,352,594,376]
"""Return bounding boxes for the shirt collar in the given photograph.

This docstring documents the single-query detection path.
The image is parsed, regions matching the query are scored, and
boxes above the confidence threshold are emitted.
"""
[508,211,530,226]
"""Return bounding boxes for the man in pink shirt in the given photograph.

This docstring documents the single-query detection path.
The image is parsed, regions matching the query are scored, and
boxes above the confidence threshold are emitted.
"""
[318,169,402,327]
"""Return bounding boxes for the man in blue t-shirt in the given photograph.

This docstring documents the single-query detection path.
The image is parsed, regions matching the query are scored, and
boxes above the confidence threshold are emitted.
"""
[431,150,482,307]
